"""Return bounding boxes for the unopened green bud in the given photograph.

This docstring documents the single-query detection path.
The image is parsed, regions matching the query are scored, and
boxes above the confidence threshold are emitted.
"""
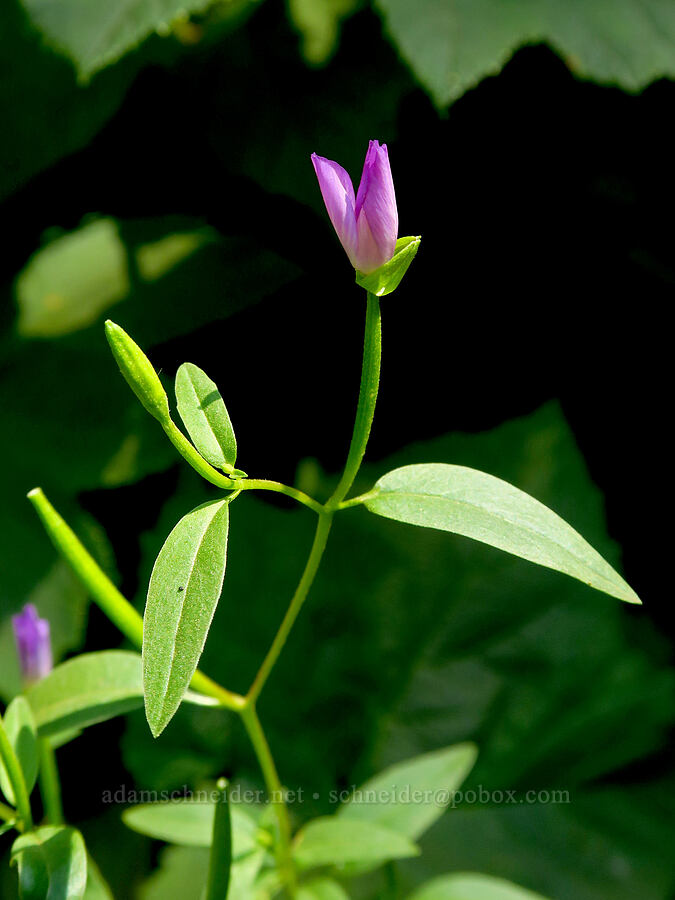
[355,235,421,297]
[105,320,170,423]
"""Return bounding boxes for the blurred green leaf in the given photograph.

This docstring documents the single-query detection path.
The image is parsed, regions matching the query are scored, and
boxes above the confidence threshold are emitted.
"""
[365,463,640,604]
[408,872,548,900]
[11,825,87,899]
[122,799,258,855]
[288,0,361,65]
[338,743,477,841]
[298,878,350,900]
[375,0,675,108]
[21,0,213,80]
[16,219,129,339]
[293,817,419,869]
[0,697,38,807]
[143,499,230,737]
[176,363,238,471]
[25,650,143,736]
[0,1,134,200]
[83,854,114,900]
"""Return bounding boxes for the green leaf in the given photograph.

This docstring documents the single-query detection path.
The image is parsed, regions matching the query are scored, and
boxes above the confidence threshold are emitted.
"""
[338,743,477,840]
[83,854,114,900]
[408,872,548,900]
[21,0,213,81]
[365,463,640,605]
[0,697,38,806]
[205,780,232,900]
[16,219,129,339]
[11,825,87,899]
[293,817,419,870]
[143,499,230,737]
[122,799,257,856]
[175,363,237,471]
[288,0,362,65]
[355,236,421,297]
[297,878,350,900]
[375,0,675,108]
[24,651,143,736]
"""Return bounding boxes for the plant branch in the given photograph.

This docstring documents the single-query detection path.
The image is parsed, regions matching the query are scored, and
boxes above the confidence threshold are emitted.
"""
[38,739,63,825]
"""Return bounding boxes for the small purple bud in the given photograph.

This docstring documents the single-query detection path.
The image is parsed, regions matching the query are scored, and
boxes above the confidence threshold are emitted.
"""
[311,140,398,274]
[12,604,52,685]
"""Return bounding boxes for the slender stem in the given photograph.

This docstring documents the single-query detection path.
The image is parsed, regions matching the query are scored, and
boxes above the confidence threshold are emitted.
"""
[234,480,323,515]
[247,513,333,704]
[328,292,382,507]
[162,420,233,489]
[0,715,32,831]
[240,704,296,897]
[27,489,246,712]
[38,739,63,825]
[337,489,379,510]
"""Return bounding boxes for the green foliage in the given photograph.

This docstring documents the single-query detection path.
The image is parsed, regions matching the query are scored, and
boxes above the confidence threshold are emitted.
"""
[125,404,674,898]
[21,0,214,80]
[365,463,640,604]
[338,743,477,841]
[297,879,350,900]
[356,236,421,297]
[122,797,258,855]
[375,0,675,107]
[175,363,238,472]
[24,650,143,736]
[409,872,547,900]
[293,817,420,869]
[143,499,230,737]
[205,781,233,900]
[0,697,38,806]
[11,825,87,899]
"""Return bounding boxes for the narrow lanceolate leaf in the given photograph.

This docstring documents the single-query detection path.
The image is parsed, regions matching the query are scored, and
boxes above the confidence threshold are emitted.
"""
[293,817,419,870]
[24,651,143,737]
[365,464,640,604]
[11,826,87,899]
[205,780,232,900]
[408,872,549,900]
[338,743,477,841]
[176,363,237,472]
[143,499,230,737]
[0,697,38,806]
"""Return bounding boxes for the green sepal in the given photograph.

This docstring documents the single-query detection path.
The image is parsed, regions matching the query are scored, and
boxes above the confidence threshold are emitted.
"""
[355,235,421,296]
[105,320,170,424]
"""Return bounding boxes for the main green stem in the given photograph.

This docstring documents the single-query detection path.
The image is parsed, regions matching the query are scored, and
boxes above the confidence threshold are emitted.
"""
[240,704,296,894]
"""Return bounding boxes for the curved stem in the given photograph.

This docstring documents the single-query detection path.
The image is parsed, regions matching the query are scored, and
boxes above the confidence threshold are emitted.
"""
[234,480,323,515]
[247,512,333,704]
[240,704,296,897]
[38,739,63,825]
[327,292,381,507]
[0,715,32,831]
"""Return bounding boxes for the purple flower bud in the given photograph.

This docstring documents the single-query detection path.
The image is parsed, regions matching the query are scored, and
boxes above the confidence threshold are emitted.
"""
[11,604,52,685]
[311,140,398,274]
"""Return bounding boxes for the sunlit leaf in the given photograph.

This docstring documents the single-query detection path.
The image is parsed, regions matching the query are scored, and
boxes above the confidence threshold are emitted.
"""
[143,499,230,737]
[365,463,640,604]
[25,651,143,736]
[175,363,237,471]
[0,697,38,806]
[408,872,548,900]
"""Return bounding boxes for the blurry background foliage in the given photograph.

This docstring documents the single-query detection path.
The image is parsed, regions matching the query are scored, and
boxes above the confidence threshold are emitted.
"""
[0,0,674,897]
